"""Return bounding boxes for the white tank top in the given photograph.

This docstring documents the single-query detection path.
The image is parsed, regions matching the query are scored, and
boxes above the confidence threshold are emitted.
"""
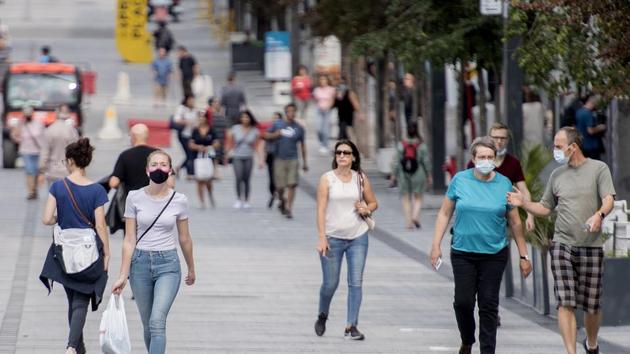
[325,170,369,240]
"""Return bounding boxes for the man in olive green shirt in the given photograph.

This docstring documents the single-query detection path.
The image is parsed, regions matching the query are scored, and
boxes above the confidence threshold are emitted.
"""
[508,127,615,354]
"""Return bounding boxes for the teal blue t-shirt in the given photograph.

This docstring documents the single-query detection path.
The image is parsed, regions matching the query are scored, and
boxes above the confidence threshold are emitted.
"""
[446,169,512,254]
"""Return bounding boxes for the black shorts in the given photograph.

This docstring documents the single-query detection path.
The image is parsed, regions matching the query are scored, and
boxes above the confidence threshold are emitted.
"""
[550,242,604,314]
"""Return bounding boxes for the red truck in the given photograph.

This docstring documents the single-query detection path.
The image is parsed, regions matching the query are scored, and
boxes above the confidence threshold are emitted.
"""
[1,62,84,168]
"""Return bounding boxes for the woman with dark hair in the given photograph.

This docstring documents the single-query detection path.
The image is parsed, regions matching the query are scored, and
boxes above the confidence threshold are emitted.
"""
[430,136,531,354]
[335,75,362,141]
[291,65,312,120]
[390,125,432,229]
[40,137,110,354]
[173,95,198,178]
[314,140,378,340]
[189,116,220,208]
[263,111,284,208]
[207,96,228,170]
[225,110,264,208]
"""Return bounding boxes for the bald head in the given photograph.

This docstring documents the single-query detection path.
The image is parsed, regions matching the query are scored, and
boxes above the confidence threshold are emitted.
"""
[130,124,149,146]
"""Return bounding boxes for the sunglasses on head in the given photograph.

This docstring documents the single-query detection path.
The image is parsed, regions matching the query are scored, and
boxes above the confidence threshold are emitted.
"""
[335,150,353,156]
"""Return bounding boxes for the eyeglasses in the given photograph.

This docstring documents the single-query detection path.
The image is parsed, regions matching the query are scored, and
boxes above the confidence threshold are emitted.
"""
[490,136,508,141]
[335,150,353,157]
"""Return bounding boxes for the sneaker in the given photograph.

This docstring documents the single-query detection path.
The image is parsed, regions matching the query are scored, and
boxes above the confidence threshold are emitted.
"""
[458,344,472,354]
[232,200,243,209]
[344,325,365,340]
[314,312,327,336]
[583,338,600,354]
[285,210,293,219]
[319,146,329,156]
[242,202,252,209]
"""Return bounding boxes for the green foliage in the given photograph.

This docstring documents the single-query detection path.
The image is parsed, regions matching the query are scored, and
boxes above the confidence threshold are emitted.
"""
[509,0,630,98]
[519,143,555,250]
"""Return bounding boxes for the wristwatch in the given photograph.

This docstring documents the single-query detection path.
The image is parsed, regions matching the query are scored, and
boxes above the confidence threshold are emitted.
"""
[598,212,606,220]
[520,255,530,261]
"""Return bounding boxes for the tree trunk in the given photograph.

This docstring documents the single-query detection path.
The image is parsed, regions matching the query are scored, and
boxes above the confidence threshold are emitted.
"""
[456,64,466,170]
[478,67,488,135]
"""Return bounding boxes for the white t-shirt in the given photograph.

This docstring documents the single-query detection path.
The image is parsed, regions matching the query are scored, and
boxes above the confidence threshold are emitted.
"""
[124,189,189,251]
[324,170,369,240]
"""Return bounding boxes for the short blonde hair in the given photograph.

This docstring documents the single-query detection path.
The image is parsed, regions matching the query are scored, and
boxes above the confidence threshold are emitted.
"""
[489,122,509,135]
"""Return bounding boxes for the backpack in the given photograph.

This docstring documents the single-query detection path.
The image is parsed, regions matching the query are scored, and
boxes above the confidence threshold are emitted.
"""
[400,141,420,174]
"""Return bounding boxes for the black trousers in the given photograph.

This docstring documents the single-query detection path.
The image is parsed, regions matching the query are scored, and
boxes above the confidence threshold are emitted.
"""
[266,153,275,196]
[182,78,193,97]
[451,247,508,354]
[64,286,90,354]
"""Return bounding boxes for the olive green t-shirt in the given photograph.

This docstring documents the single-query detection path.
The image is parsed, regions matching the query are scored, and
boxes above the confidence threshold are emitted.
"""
[540,159,615,247]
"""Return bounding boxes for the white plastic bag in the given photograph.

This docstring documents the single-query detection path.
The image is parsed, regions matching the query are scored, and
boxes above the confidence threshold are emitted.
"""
[194,152,214,181]
[99,295,131,354]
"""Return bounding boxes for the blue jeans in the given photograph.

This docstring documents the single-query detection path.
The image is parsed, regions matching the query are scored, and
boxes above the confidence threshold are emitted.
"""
[316,108,332,149]
[318,233,368,326]
[129,249,181,354]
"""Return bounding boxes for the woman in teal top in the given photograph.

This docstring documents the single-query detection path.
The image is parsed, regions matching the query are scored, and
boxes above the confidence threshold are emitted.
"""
[429,136,532,354]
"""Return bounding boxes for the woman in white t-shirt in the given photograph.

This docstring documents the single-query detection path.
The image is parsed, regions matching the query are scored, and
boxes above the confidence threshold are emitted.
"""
[314,140,378,340]
[112,150,195,354]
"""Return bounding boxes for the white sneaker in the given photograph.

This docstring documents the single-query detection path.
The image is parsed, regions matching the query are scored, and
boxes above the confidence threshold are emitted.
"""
[242,202,252,209]
[232,200,243,209]
[319,147,329,156]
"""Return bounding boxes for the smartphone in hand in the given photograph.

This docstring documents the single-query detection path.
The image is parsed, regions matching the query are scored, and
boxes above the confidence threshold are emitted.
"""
[434,257,443,271]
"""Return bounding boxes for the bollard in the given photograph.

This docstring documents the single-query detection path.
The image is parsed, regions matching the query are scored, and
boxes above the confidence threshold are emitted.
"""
[113,72,132,103]
[97,105,124,140]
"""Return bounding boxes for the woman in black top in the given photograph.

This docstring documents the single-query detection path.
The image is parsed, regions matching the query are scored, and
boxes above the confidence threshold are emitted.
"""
[335,75,362,141]
[189,117,220,208]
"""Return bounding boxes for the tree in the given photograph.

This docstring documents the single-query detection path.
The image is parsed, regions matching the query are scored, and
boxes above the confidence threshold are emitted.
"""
[509,0,630,98]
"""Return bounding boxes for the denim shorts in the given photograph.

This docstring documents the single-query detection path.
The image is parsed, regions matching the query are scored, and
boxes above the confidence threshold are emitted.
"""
[22,154,39,176]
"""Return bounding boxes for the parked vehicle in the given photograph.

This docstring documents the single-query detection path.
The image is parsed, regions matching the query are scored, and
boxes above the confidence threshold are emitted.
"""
[1,62,83,168]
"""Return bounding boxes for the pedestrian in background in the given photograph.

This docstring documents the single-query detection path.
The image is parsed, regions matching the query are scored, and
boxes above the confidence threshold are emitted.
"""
[152,21,174,53]
[390,125,432,229]
[39,105,79,186]
[314,140,377,340]
[207,96,228,173]
[173,95,198,179]
[335,75,362,141]
[107,124,163,234]
[430,136,531,354]
[188,116,220,208]
[226,110,263,209]
[40,138,110,354]
[11,106,45,200]
[38,45,58,63]
[265,103,307,219]
[220,72,247,127]
[312,74,336,155]
[291,65,312,121]
[262,111,283,208]
[508,127,615,354]
[151,47,172,107]
[176,45,198,97]
[112,150,195,354]
[576,95,606,160]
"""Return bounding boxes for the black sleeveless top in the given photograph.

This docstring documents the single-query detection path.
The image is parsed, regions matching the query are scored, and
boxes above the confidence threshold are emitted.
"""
[337,90,355,124]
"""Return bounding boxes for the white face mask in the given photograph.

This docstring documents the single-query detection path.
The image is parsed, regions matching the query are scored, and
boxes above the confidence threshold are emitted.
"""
[475,159,495,175]
[553,148,569,164]
[497,148,507,156]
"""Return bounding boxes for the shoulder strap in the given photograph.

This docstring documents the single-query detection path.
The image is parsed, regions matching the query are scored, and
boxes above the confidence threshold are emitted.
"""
[62,178,94,228]
[136,191,176,246]
[356,171,365,202]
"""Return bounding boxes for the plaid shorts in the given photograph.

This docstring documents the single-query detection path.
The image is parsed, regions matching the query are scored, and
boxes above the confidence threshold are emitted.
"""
[550,242,604,314]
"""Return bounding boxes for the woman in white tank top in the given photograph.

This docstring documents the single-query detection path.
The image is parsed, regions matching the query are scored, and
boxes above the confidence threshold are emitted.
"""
[314,140,378,340]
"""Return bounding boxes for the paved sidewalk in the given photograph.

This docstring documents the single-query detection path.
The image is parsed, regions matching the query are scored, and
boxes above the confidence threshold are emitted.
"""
[0,0,628,353]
